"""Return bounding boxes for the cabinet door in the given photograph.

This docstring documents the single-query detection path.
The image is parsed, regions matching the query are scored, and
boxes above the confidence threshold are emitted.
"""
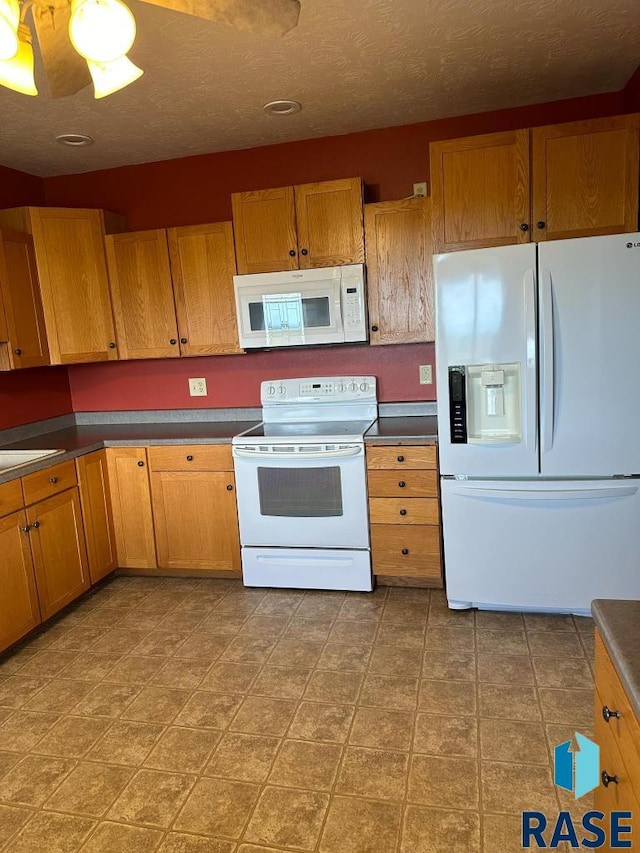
[430,130,531,252]
[365,198,434,345]
[232,187,298,274]
[532,114,640,241]
[27,489,90,620]
[168,222,243,356]
[151,470,240,571]
[0,230,49,370]
[27,208,118,364]
[0,510,41,653]
[106,447,157,569]
[294,177,365,268]
[106,230,180,360]
[76,451,117,584]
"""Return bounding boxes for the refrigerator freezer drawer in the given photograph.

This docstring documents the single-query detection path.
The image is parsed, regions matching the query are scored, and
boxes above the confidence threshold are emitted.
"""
[441,478,640,615]
[241,547,372,591]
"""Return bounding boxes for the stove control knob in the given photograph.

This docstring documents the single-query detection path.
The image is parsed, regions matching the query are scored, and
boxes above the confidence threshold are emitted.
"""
[349,382,358,392]
[337,383,346,393]
[278,385,286,395]
[360,382,368,392]
[267,385,276,396]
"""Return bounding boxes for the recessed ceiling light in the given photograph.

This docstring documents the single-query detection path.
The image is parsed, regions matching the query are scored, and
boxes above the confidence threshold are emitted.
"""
[56,133,94,147]
[263,99,301,116]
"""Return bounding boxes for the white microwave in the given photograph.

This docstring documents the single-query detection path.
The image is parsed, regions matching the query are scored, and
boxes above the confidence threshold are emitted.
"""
[233,264,367,349]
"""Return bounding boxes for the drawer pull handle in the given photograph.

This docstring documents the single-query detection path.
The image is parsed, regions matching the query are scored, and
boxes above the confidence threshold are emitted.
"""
[601,771,619,787]
[399,509,407,516]
[21,525,30,533]
[49,476,58,484]
[108,342,117,349]
[186,455,194,461]
[602,706,620,722]
[226,484,234,491]
[32,521,40,529]
[397,455,405,462]
[14,348,22,355]
[398,481,406,488]
[137,460,145,467]
[180,338,187,344]
[401,548,409,555]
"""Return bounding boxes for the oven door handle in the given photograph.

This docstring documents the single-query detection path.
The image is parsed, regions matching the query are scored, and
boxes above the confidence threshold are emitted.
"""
[233,446,363,460]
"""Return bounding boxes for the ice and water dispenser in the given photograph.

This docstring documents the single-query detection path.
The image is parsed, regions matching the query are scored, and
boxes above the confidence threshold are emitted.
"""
[448,364,521,444]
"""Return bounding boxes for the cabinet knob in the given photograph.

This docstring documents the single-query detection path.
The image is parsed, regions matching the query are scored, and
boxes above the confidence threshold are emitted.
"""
[108,342,117,349]
[397,455,405,463]
[601,771,619,787]
[21,525,30,533]
[536,221,546,229]
[371,325,379,332]
[401,548,409,555]
[602,705,620,722]
[180,338,187,345]
[398,481,406,488]
[226,484,234,491]
[300,248,308,256]
[14,348,22,355]
[186,455,194,461]
[169,339,177,345]
[519,223,529,232]
[289,249,297,257]
[137,460,145,467]
[32,521,40,529]
[49,476,58,484]
[399,509,407,516]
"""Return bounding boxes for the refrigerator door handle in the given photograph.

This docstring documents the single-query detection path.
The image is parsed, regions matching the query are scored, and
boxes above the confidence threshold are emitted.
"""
[540,268,555,452]
[524,267,537,451]
[453,485,638,501]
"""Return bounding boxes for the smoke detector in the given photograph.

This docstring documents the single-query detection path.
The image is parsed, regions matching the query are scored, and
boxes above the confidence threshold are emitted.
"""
[56,133,94,147]
[262,99,301,116]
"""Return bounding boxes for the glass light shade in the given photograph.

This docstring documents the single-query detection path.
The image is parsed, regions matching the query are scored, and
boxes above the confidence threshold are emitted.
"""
[0,24,37,95]
[0,0,19,61]
[87,53,142,98]
[70,0,136,63]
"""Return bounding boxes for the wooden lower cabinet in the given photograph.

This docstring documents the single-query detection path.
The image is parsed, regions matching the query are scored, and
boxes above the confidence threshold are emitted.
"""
[76,451,117,584]
[106,447,157,569]
[0,510,41,653]
[27,489,90,620]
[370,524,441,580]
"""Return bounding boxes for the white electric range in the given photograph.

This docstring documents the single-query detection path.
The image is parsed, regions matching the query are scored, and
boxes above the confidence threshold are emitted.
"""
[232,376,378,591]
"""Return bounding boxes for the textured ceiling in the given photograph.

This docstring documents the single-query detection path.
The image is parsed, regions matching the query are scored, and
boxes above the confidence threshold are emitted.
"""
[0,0,639,177]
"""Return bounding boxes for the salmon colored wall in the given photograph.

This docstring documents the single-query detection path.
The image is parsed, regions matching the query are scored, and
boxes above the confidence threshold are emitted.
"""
[0,367,72,430]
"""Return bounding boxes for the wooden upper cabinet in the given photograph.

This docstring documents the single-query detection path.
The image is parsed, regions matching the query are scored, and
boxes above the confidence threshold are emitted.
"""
[76,451,117,585]
[365,198,434,345]
[294,177,365,268]
[0,510,41,653]
[0,229,49,370]
[0,207,118,364]
[106,229,180,360]
[168,222,242,356]
[430,130,531,252]
[532,114,640,241]
[106,447,157,569]
[232,186,298,274]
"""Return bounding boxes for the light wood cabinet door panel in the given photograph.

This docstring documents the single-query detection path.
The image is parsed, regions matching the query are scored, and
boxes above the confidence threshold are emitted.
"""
[294,177,364,268]
[106,230,179,360]
[0,229,49,370]
[0,511,41,653]
[0,479,23,518]
[22,460,77,507]
[106,447,157,569]
[365,198,434,344]
[431,130,531,252]
[149,445,233,472]
[151,471,240,571]
[76,451,117,585]
[367,470,438,498]
[27,489,90,620]
[168,222,243,356]
[532,114,640,241]
[369,497,439,525]
[366,446,437,471]
[371,524,441,578]
[232,187,298,274]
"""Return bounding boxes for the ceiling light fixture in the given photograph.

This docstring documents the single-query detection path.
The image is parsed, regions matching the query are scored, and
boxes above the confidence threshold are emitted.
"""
[87,53,142,98]
[0,0,19,60]
[69,0,136,63]
[56,132,94,146]
[0,22,36,95]
[263,99,301,116]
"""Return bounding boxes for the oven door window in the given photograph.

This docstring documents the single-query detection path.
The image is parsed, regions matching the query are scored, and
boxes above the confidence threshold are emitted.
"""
[248,295,331,332]
[257,466,343,517]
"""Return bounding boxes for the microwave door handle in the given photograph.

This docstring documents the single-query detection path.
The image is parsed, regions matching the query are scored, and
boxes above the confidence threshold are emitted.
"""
[233,446,363,460]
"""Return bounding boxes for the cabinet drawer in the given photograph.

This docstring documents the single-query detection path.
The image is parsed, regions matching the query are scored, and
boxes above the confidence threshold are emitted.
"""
[368,470,438,498]
[369,497,439,525]
[22,460,77,506]
[0,479,23,518]
[371,524,441,578]
[595,632,640,802]
[367,446,437,470]
[594,686,640,818]
[148,445,233,471]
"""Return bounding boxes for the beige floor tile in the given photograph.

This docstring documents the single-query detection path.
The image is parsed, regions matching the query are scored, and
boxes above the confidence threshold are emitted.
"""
[476,629,529,656]
[174,776,260,838]
[328,620,378,645]
[254,594,303,618]
[418,679,477,716]
[145,727,221,774]
[288,702,354,743]
[580,632,596,658]
[532,656,593,689]
[220,637,277,663]
[174,634,232,661]
[574,616,595,634]
[479,683,542,721]
[382,601,430,625]
[317,644,370,672]
[350,707,414,750]
[481,761,558,813]
[319,795,402,853]
[237,846,292,853]
[477,653,534,685]
[174,692,243,729]
[114,612,164,632]
[0,676,50,709]
[359,674,419,710]
[230,695,297,736]
[527,631,585,658]
[474,611,523,630]
[151,659,212,690]
[44,762,134,817]
[408,754,479,810]
[159,834,235,853]
[0,710,60,751]
[132,630,189,657]
[205,732,280,782]
[80,821,164,852]
[401,805,481,853]
[199,662,260,694]
[121,686,191,724]
[284,618,333,642]
[338,596,386,622]
[107,768,195,828]
[337,745,409,801]
[480,718,549,764]
[0,803,32,848]
[369,645,423,677]
[538,688,593,725]
[422,650,476,681]
[88,720,165,766]
[375,622,426,650]
[250,666,311,699]
[0,751,22,778]
[104,655,166,685]
[89,629,148,656]
[424,626,475,653]
[296,598,344,620]
[198,613,249,635]
[24,679,94,713]
[0,755,76,806]
[17,651,80,678]
[245,786,329,850]
[428,603,475,627]
[32,715,111,758]
[268,739,342,790]
[545,725,594,753]
[268,639,324,668]
[72,683,140,718]
[304,669,363,704]
[161,611,209,632]
[58,653,122,682]
[10,811,95,853]
[483,813,526,850]
[413,713,478,757]
[239,616,290,638]
[524,613,576,632]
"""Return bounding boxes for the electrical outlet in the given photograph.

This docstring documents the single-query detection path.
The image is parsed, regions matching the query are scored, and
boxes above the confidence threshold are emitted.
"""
[413,181,427,197]
[419,365,433,385]
[189,378,207,397]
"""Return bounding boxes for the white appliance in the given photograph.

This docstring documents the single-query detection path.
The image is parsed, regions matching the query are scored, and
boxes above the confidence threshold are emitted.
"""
[232,376,377,590]
[435,233,640,616]
[233,264,367,349]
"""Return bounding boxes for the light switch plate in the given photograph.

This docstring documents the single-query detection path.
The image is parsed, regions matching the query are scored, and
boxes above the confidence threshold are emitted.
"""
[413,181,428,197]
[419,365,433,385]
[189,378,207,396]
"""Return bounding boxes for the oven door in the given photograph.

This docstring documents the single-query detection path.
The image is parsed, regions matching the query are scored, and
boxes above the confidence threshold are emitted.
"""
[233,444,369,548]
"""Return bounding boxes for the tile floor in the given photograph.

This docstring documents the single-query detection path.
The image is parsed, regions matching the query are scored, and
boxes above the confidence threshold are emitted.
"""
[0,577,595,852]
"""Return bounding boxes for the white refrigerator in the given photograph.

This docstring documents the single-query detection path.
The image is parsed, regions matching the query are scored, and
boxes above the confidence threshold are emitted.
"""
[435,233,640,615]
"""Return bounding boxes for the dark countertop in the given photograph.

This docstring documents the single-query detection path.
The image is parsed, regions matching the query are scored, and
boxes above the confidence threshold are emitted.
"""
[592,599,640,720]
[365,416,438,444]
